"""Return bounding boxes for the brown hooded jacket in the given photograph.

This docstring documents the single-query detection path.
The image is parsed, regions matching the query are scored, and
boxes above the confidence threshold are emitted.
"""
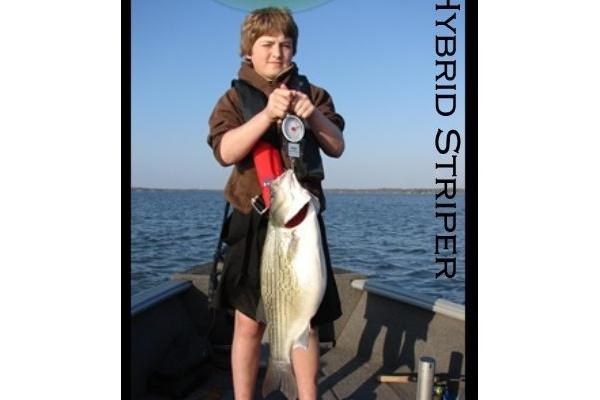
[207,62,344,213]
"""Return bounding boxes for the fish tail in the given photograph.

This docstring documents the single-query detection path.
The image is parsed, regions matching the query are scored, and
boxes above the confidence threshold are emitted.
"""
[262,360,297,399]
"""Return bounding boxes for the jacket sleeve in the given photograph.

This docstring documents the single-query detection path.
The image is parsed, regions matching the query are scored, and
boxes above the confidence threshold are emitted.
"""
[207,88,244,166]
[310,85,345,132]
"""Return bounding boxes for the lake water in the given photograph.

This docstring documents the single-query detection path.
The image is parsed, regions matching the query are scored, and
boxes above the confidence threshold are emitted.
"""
[131,190,465,304]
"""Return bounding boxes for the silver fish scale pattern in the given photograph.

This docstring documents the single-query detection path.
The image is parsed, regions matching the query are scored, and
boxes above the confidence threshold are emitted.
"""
[261,227,302,361]
[262,230,300,306]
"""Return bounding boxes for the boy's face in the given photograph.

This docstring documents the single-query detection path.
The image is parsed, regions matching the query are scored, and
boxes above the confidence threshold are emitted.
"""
[248,33,294,80]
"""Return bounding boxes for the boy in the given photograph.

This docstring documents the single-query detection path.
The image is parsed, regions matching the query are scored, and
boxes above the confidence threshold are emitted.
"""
[207,7,345,400]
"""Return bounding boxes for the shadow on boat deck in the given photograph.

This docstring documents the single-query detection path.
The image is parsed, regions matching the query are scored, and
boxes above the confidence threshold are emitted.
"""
[316,287,461,400]
[318,289,433,399]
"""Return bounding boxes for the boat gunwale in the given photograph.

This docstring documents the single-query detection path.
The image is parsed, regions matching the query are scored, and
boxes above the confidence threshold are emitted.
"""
[351,279,465,321]
[131,280,192,316]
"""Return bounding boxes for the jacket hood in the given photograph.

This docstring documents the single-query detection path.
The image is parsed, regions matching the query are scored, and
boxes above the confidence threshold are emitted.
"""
[237,61,298,96]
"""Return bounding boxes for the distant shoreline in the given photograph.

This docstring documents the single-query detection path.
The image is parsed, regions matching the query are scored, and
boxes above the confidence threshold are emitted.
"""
[132,187,465,194]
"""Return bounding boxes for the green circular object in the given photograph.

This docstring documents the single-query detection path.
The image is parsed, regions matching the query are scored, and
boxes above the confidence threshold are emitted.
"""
[434,385,445,396]
[212,0,334,12]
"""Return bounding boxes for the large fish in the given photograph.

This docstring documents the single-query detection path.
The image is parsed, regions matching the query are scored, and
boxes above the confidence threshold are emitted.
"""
[261,169,327,399]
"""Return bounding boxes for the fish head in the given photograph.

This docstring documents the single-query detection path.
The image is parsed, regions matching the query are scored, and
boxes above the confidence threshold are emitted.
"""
[268,170,313,227]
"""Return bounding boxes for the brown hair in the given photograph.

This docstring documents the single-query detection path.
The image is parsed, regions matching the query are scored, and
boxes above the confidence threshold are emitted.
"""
[240,7,299,57]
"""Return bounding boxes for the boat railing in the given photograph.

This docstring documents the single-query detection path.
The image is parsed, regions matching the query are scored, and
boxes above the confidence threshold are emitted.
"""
[350,279,465,321]
[131,280,192,316]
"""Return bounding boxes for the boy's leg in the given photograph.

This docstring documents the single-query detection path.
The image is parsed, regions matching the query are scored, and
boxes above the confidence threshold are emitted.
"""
[231,310,265,400]
[291,327,320,400]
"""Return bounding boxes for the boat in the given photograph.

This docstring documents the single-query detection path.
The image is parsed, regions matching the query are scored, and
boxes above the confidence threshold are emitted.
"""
[131,263,465,399]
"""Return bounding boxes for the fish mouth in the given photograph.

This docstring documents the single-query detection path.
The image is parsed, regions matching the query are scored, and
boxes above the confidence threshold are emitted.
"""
[284,202,309,228]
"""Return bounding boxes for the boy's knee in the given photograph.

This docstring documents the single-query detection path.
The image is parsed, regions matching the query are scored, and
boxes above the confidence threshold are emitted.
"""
[235,311,264,339]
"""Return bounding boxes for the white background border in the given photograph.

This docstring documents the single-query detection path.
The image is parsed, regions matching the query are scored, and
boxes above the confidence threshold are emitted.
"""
[479,1,600,398]
[1,0,599,398]
[0,1,121,398]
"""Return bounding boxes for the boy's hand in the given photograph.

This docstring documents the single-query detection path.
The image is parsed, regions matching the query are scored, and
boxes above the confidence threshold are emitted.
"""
[264,84,294,121]
[289,90,316,119]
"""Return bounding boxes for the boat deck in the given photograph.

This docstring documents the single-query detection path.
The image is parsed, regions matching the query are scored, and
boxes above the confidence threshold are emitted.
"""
[133,264,465,399]
[140,344,428,399]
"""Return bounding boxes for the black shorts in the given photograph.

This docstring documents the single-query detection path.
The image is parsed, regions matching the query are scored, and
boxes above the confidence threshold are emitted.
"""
[212,206,342,328]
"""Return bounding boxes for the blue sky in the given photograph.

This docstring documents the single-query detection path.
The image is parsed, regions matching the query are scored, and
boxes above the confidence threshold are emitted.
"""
[132,0,465,189]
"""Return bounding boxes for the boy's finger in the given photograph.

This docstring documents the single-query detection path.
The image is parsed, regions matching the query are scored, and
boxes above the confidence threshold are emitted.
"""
[274,89,292,100]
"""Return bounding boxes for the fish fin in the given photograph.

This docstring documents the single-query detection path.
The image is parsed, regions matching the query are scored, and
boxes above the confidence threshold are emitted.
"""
[262,361,297,400]
[293,325,311,351]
